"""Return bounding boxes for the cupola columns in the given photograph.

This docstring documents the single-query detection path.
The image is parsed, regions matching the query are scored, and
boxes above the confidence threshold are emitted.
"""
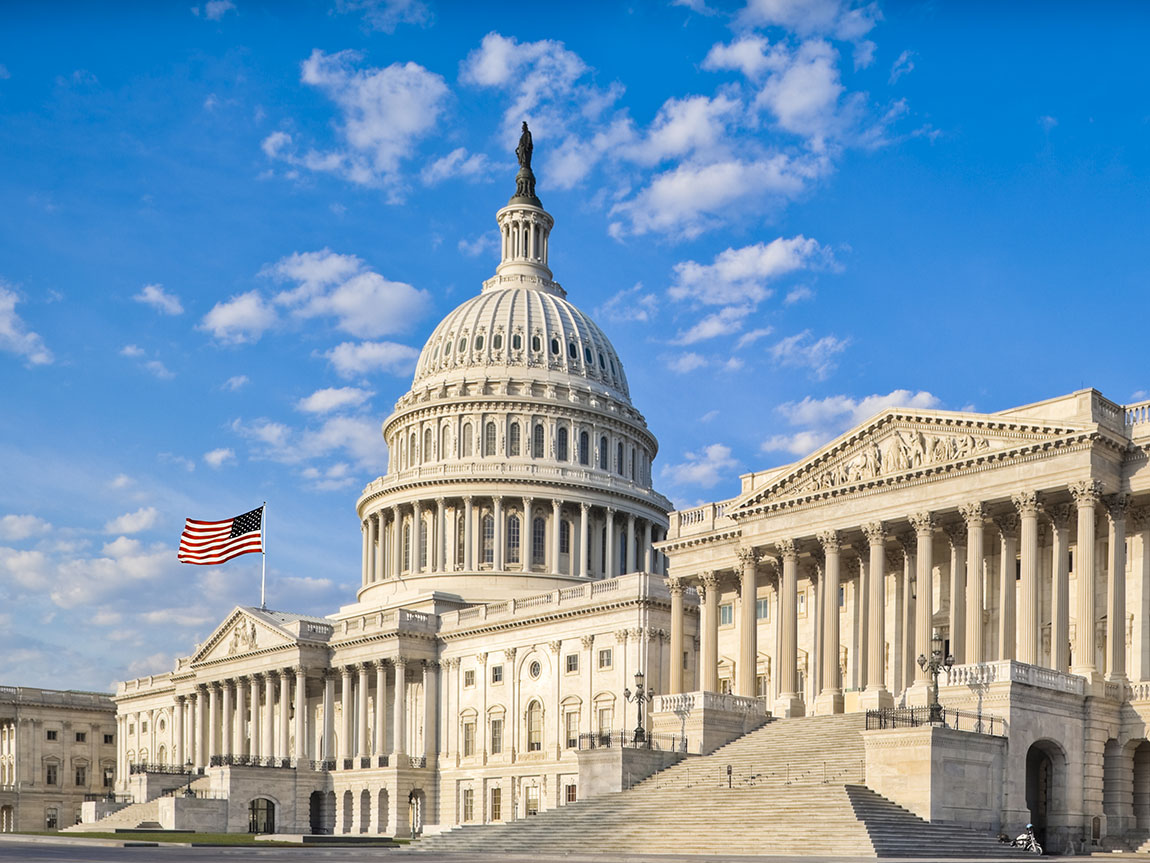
[495,202,554,282]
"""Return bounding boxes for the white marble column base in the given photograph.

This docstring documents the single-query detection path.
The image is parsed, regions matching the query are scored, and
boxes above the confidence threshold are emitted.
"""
[772,694,805,718]
[813,690,843,715]
[858,686,894,711]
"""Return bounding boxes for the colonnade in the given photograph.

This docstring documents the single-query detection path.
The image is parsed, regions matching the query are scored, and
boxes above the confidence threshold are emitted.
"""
[0,722,14,786]
[668,485,1148,714]
[361,497,665,584]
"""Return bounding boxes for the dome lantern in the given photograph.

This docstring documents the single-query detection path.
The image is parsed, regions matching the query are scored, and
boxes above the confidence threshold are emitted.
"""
[493,122,556,286]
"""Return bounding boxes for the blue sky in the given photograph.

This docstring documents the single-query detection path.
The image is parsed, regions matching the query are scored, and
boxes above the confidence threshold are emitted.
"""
[1,0,1147,690]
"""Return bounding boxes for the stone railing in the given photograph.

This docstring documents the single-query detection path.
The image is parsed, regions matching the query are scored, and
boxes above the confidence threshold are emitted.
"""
[1127,399,1150,431]
[945,660,1085,696]
[667,500,737,540]
[0,685,114,709]
[653,690,767,716]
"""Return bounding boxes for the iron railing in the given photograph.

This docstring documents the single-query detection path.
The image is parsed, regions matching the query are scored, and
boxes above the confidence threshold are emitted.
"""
[577,730,688,752]
[83,793,131,803]
[128,762,188,775]
[208,755,295,768]
[865,707,1005,736]
[160,787,228,800]
[309,759,337,772]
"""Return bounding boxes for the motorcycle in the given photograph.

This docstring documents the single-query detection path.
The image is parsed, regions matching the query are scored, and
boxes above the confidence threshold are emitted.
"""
[998,823,1043,855]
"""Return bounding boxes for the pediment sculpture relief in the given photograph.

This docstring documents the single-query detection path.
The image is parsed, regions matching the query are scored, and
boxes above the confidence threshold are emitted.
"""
[226,620,258,655]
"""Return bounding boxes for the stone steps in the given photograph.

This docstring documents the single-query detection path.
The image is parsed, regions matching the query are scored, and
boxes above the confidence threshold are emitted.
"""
[63,799,162,833]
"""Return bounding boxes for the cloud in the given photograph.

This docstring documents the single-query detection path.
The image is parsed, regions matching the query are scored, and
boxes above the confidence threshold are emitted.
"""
[420,148,490,185]
[300,462,357,491]
[627,94,742,166]
[784,285,814,304]
[661,443,738,489]
[889,49,915,84]
[1039,115,1058,132]
[109,474,134,489]
[665,352,707,374]
[296,386,373,414]
[141,359,174,379]
[703,35,780,79]
[222,374,249,391]
[596,283,659,324]
[734,326,774,349]
[669,236,833,306]
[103,506,159,535]
[133,284,183,315]
[203,447,235,469]
[739,0,879,43]
[761,429,833,456]
[200,290,277,344]
[323,340,419,378]
[755,39,844,148]
[120,344,145,358]
[0,285,53,365]
[333,0,431,32]
[0,514,51,541]
[232,415,383,471]
[769,330,849,379]
[0,65,9,80]
[673,306,752,345]
[204,0,235,20]
[457,233,497,257]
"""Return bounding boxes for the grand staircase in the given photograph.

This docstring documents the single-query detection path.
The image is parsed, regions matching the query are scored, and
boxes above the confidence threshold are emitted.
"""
[415,714,1021,857]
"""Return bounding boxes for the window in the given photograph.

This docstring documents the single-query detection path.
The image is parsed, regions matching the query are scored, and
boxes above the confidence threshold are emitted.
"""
[462,788,475,821]
[403,523,411,571]
[557,427,568,461]
[565,712,579,748]
[531,335,542,353]
[532,517,546,564]
[458,337,467,353]
[418,518,427,572]
[507,515,521,564]
[838,585,845,608]
[630,447,636,481]
[683,650,689,669]
[462,423,473,457]
[720,678,732,694]
[46,730,57,741]
[463,722,476,757]
[550,337,560,355]
[560,520,570,554]
[440,425,450,458]
[493,333,503,350]
[409,432,416,464]
[578,431,589,465]
[46,764,57,786]
[445,339,452,356]
[103,734,114,745]
[490,718,504,754]
[475,334,484,351]
[128,724,134,735]
[566,784,577,804]
[75,732,86,743]
[527,701,543,751]
[568,342,577,359]
[75,765,86,787]
[45,808,58,830]
[529,660,542,679]
[532,424,544,458]
[484,422,497,456]
[720,604,733,626]
[599,352,606,369]
[491,787,502,821]
[797,592,807,617]
[757,675,770,698]
[512,333,522,350]
[482,515,494,564]
[598,437,608,470]
[141,721,148,733]
[597,707,613,743]
[103,767,114,788]
[756,598,770,621]
[491,665,503,684]
[509,422,521,456]
[584,346,592,364]
[598,648,613,669]
[464,669,476,688]
[565,654,578,673]
[424,427,432,461]
[617,442,624,474]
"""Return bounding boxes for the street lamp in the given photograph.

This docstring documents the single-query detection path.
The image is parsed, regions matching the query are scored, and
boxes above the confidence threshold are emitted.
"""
[916,629,954,724]
[623,670,655,745]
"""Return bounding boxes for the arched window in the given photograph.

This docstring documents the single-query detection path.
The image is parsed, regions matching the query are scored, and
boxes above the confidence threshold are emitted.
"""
[509,422,521,457]
[410,432,417,463]
[424,428,433,462]
[531,335,542,352]
[533,424,544,458]
[630,446,635,481]
[527,701,543,751]
[403,523,411,571]
[617,442,624,475]
[532,517,546,564]
[512,333,522,351]
[560,520,571,555]
[557,427,568,461]
[493,333,503,350]
[578,431,589,465]
[550,338,560,355]
[482,515,494,564]
[418,518,427,572]
[440,425,450,458]
[584,347,593,364]
[599,437,608,470]
[507,515,520,564]
[568,342,577,359]
[484,422,497,456]
[475,334,484,351]
[462,423,473,457]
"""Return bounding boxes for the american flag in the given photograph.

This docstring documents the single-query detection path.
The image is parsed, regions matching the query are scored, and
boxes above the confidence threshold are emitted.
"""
[177,506,264,565]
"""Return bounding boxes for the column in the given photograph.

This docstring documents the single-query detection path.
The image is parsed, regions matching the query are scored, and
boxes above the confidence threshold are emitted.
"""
[278,672,290,759]
[1070,481,1102,676]
[604,509,616,578]
[392,505,402,577]
[361,519,370,584]
[436,498,447,573]
[816,531,843,714]
[775,539,803,717]
[626,513,636,573]
[861,522,892,709]
[357,663,370,759]
[221,681,233,757]
[700,571,719,692]
[194,686,206,768]
[412,501,423,573]
[552,499,562,574]
[736,547,759,697]
[1134,508,1150,681]
[1106,494,1129,681]
[375,513,386,582]
[643,521,653,572]
[249,676,261,761]
[322,671,335,761]
[294,666,307,761]
[668,577,685,694]
[374,661,387,758]
[946,524,967,665]
[521,498,533,570]
[173,696,185,767]
[463,497,474,571]
[393,657,407,756]
[340,666,353,763]
[262,673,275,759]
[1049,504,1073,673]
[493,497,504,571]
[1012,491,1040,665]
[855,551,868,691]
[961,503,986,664]
[207,683,220,761]
[995,514,1019,661]
[423,662,439,760]
[900,535,916,695]
[910,513,934,688]
[579,504,590,578]
[234,677,246,757]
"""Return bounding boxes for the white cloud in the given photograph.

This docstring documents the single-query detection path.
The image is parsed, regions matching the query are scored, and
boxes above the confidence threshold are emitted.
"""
[0,514,51,541]
[333,0,431,32]
[133,283,183,315]
[0,285,53,365]
[889,49,915,84]
[784,285,814,304]
[323,340,419,378]
[596,283,659,324]
[761,429,833,456]
[222,374,249,391]
[669,236,833,305]
[739,0,879,43]
[296,386,373,414]
[627,94,741,166]
[703,35,781,79]
[420,148,490,185]
[203,0,235,20]
[666,352,707,374]
[769,330,849,379]
[119,344,145,358]
[232,415,382,471]
[159,453,196,472]
[699,409,719,423]
[734,326,774,349]
[1039,115,1058,132]
[103,506,159,535]
[109,474,134,489]
[457,233,497,258]
[142,359,174,380]
[203,447,235,469]
[762,389,941,457]
[661,443,738,489]
[300,462,357,491]
[673,306,751,345]
[756,39,844,147]
[200,290,277,344]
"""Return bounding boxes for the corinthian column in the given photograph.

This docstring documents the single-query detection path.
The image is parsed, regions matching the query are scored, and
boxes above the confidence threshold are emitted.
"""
[375,513,386,582]
[339,666,353,763]
[604,508,616,577]
[392,658,407,756]
[220,681,233,757]
[579,503,590,578]
[1049,504,1073,673]
[994,514,1019,661]
[700,571,719,692]
[668,577,685,694]
[1106,494,1129,682]
[910,513,934,691]
[775,539,804,717]
[173,696,185,767]
[233,677,246,757]
[357,663,370,759]
[736,546,760,698]
[816,531,843,714]
[361,519,370,585]
[1013,491,1041,665]
[960,503,985,664]
[492,497,503,571]
[861,522,892,709]
[262,673,275,759]
[1071,480,1101,678]
[945,523,967,665]
[294,666,307,761]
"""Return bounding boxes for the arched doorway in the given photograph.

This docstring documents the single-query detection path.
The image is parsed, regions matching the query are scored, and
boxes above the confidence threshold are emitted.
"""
[376,789,389,834]
[1026,740,1063,848]
[248,798,275,834]
[1133,740,1150,830]
[0,805,12,832]
[308,791,325,834]
[408,789,424,836]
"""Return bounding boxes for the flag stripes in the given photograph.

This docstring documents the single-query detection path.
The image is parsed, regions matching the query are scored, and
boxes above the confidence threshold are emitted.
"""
[178,506,263,565]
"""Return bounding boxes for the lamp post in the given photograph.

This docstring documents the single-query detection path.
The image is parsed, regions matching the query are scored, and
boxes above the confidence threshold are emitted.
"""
[916,629,954,724]
[623,670,655,745]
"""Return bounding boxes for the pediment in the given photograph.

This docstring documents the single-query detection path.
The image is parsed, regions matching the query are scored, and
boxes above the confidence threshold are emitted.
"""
[729,409,1090,514]
[192,607,296,664]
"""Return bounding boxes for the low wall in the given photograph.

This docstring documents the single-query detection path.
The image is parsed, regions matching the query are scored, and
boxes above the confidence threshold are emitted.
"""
[652,691,768,755]
[80,800,130,824]
[157,797,229,831]
[577,747,685,796]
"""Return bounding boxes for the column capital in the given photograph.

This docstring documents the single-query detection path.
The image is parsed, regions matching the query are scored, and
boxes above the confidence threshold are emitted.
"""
[885,548,905,570]
[580,501,590,513]
[993,512,1019,540]
[776,538,797,560]
[700,570,720,590]
[1069,479,1102,507]
[503,647,516,662]
[292,665,308,677]
[1012,490,1041,518]
[339,665,353,678]
[446,656,462,669]
[1105,493,1131,523]
[817,530,840,553]
[548,640,563,654]
[897,531,916,555]
[958,501,985,526]
[605,506,616,517]
[581,634,595,649]
[667,576,686,596]
[476,652,488,665]
[861,521,886,546]
[422,659,441,670]
[1048,502,1074,530]
[908,512,934,537]
[942,522,966,548]
[615,629,630,644]
[174,694,186,705]
[320,668,336,681]
[393,654,409,668]
[1131,506,1150,532]
[735,545,760,570]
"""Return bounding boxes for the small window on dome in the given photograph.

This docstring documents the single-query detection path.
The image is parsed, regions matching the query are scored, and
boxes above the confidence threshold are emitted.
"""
[531,335,542,352]
[568,342,577,359]
[445,340,452,356]
[512,333,522,351]
[609,358,615,374]
[493,333,503,350]
[459,337,467,353]
[475,335,485,351]
[598,353,605,369]
[583,347,592,364]
[550,338,560,355]
[433,347,439,361]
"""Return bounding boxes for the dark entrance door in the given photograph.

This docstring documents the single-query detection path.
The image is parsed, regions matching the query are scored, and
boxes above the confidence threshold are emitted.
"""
[248,798,275,834]
[309,790,324,834]
[1026,745,1053,846]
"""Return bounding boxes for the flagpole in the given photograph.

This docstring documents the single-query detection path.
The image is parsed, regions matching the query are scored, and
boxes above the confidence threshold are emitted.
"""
[260,501,267,610]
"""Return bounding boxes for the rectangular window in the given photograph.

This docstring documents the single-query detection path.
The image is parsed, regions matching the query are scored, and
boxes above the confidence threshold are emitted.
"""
[566,784,577,804]
[464,669,476,687]
[128,724,134,735]
[839,585,846,608]
[45,807,58,830]
[797,592,806,617]
[103,767,114,788]
[46,764,57,785]
[565,711,579,749]
[565,654,578,673]
[597,707,612,744]
[46,729,58,741]
[532,517,546,564]
[756,597,770,620]
[491,787,502,821]
[559,520,570,554]
[683,650,689,670]
[757,674,769,698]
[720,603,733,626]
[462,788,474,822]
[141,722,148,733]
[75,766,86,786]
[75,732,86,743]
[491,664,503,684]
[526,785,540,816]
[490,719,503,754]
[103,734,114,745]
[463,722,476,757]
[719,678,732,694]
[597,648,612,670]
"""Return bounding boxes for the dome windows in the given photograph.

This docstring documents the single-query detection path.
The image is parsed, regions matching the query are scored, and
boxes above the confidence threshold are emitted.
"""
[462,423,473,457]
[598,352,605,369]
[532,424,545,458]
[475,335,485,351]
[445,340,452,356]
[484,422,497,457]
[584,347,592,364]
[531,335,542,353]
[578,431,589,465]
[493,333,503,351]
[512,333,523,351]
[550,337,560,355]
[509,422,521,456]
[557,427,568,461]
[568,342,577,359]
[458,337,467,353]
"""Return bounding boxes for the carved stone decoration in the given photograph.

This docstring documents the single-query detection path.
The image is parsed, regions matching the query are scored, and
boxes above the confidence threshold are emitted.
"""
[1131,507,1150,532]
[776,539,797,560]
[667,577,685,597]
[735,546,760,570]
[1069,479,1102,507]
[548,640,562,654]
[476,652,487,666]
[614,629,629,644]
[942,522,966,549]
[993,513,1019,540]
[958,502,985,527]
[817,530,840,553]
[1105,493,1130,524]
[1012,490,1041,518]
[861,521,886,546]
[580,634,595,650]
[226,620,258,656]
[908,512,935,537]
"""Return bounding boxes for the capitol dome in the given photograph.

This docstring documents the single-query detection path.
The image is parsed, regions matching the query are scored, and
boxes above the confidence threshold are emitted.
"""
[351,130,671,611]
